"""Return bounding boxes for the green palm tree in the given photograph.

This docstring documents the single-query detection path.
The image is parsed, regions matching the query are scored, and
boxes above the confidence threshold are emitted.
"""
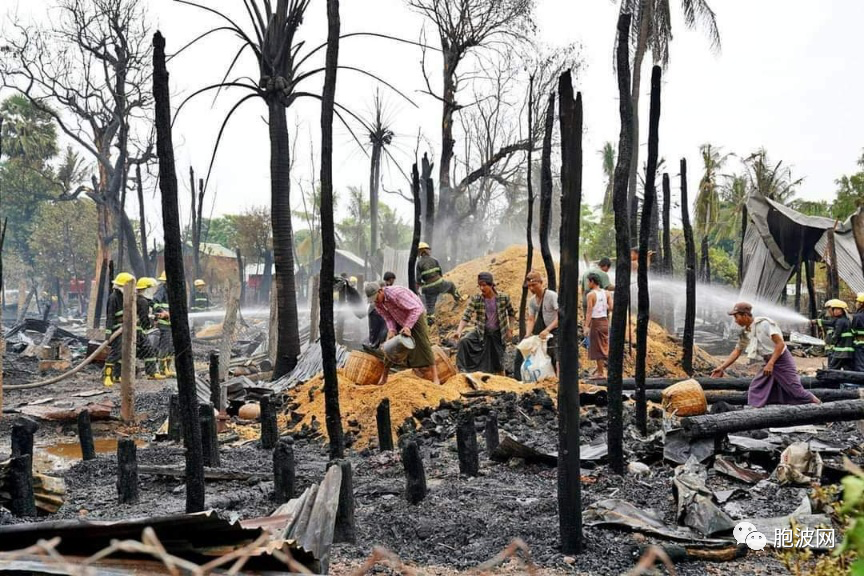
[600,142,616,214]
[713,173,747,246]
[619,0,720,235]
[0,95,57,163]
[695,143,731,239]
[744,148,802,203]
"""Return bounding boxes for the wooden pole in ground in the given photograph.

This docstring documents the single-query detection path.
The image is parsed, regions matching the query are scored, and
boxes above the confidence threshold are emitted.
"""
[11,417,38,459]
[827,227,841,300]
[120,280,137,422]
[209,350,221,412]
[456,413,479,477]
[376,398,393,451]
[683,399,864,439]
[795,236,804,313]
[273,437,295,503]
[558,66,588,552]
[218,288,239,381]
[540,93,557,292]
[9,455,36,517]
[662,174,672,275]
[402,440,427,504]
[328,459,356,544]
[681,158,696,376]
[199,403,219,468]
[606,14,633,480]
[308,274,320,343]
[518,77,535,341]
[153,31,205,513]
[805,258,818,335]
[408,165,421,293]
[167,393,182,442]
[117,438,139,504]
[635,65,662,438]
[484,411,500,454]
[78,411,96,461]
[260,394,279,450]
[268,279,278,365]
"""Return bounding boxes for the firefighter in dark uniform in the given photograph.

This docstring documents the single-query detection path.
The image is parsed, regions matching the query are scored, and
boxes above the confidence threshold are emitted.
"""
[104,272,134,387]
[135,277,164,379]
[826,299,854,370]
[812,300,838,365]
[415,242,462,325]
[191,279,211,312]
[153,271,175,377]
[852,293,864,372]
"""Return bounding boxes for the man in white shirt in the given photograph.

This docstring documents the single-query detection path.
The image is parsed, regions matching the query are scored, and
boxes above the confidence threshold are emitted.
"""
[711,302,820,407]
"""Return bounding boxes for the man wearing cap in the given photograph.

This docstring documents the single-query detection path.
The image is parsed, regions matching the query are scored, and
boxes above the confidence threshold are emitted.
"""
[455,272,516,374]
[853,294,864,372]
[712,302,820,407]
[415,242,462,325]
[524,270,559,372]
[365,282,438,385]
[581,257,614,317]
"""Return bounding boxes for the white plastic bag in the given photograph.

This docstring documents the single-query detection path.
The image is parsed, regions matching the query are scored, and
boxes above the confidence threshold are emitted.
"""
[518,335,556,383]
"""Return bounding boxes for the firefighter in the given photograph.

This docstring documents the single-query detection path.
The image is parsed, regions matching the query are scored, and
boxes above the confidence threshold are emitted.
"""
[135,277,164,380]
[153,271,175,377]
[827,299,854,370]
[812,300,839,365]
[191,279,210,312]
[853,293,864,372]
[104,272,134,387]
[415,242,462,325]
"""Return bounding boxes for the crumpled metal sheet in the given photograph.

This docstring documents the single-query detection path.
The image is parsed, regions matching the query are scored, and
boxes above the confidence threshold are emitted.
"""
[673,458,736,537]
[585,498,730,544]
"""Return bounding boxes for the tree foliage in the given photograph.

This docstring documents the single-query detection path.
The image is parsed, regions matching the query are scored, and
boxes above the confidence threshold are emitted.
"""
[834,151,864,221]
[29,199,98,282]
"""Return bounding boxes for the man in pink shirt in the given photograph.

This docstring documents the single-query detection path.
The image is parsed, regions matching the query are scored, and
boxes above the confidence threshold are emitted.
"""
[365,282,439,385]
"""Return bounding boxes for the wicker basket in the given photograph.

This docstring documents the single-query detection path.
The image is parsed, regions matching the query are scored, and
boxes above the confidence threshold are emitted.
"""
[344,351,387,386]
[661,379,707,416]
[414,346,458,384]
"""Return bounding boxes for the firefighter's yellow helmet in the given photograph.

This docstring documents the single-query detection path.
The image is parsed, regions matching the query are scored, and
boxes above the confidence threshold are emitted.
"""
[857,293,864,303]
[418,242,430,251]
[136,277,157,291]
[825,298,848,310]
[194,279,206,287]
[112,272,135,287]
[158,271,167,281]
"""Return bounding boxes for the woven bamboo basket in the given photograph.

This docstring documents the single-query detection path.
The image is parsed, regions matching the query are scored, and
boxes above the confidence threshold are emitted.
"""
[344,351,387,386]
[414,346,457,384]
[661,379,707,416]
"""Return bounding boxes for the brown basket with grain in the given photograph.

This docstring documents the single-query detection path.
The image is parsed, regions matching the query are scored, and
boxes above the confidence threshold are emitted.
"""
[661,379,707,416]
[343,351,387,386]
[414,346,458,383]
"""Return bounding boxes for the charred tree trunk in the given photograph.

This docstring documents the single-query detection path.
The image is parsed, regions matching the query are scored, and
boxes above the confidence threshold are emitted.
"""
[636,65,661,437]
[269,102,302,378]
[519,78,535,341]
[700,236,711,284]
[738,205,747,286]
[795,236,804,313]
[628,1,651,244]
[827,228,840,300]
[136,164,149,276]
[607,14,634,477]
[78,410,96,461]
[540,92,557,292]
[319,0,345,460]
[806,258,817,324]
[421,153,435,247]
[370,144,381,255]
[436,48,458,251]
[662,174,672,275]
[645,388,857,405]
[196,177,205,279]
[273,437,295,503]
[153,32,205,513]
[189,167,197,285]
[681,159,697,376]
[620,376,821,390]
[557,69,584,553]
[260,249,273,304]
[408,165,422,293]
[376,398,393,451]
[117,438,139,504]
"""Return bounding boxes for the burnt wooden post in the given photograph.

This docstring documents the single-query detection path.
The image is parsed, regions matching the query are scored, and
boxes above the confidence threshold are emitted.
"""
[681,158,696,376]
[11,417,38,459]
[328,459,356,544]
[559,65,589,553]
[484,411,500,454]
[662,174,672,275]
[518,77,535,340]
[9,455,36,517]
[739,205,748,285]
[199,403,219,467]
[540,92,557,291]
[827,228,840,300]
[117,438,139,504]
[401,440,427,504]
[78,411,96,461]
[794,236,804,313]
[376,398,394,451]
[218,290,239,381]
[308,275,320,343]
[153,32,205,512]
[260,394,279,450]
[167,394,182,442]
[635,65,662,438]
[120,280,137,422]
[456,413,479,477]
[805,259,818,335]
[408,164,422,292]
[208,350,221,411]
[273,437,296,504]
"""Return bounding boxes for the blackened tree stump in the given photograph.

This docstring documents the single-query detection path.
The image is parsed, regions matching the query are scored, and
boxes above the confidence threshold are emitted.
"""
[11,417,38,459]
[328,459,356,544]
[260,395,279,450]
[456,414,479,477]
[273,437,296,504]
[9,455,36,517]
[117,438,139,504]
[402,440,427,504]
[209,350,221,411]
[484,411,500,454]
[376,398,393,452]
[167,394,182,442]
[199,403,220,468]
[77,410,96,461]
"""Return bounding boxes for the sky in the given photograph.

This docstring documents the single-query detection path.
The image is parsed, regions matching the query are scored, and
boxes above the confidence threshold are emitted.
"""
[4,0,863,240]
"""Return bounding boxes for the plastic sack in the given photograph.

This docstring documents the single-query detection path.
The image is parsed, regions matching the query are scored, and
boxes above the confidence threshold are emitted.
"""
[517,335,556,383]
[775,441,823,486]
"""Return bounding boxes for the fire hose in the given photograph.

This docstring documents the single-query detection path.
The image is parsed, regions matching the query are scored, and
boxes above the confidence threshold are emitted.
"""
[5,327,123,390]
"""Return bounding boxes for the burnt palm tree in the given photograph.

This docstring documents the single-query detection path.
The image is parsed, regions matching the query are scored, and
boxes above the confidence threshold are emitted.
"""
[175,0,411,378]
[600,142,615,214]
[364,91,395,256]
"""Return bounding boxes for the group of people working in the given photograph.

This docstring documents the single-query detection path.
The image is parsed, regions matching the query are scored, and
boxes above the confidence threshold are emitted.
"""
[101,273,211,386]
[811,296,864,372]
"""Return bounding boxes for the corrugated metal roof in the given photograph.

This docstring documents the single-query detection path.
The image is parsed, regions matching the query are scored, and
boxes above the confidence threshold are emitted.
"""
[740,225,795,302]
[815,231,864,293]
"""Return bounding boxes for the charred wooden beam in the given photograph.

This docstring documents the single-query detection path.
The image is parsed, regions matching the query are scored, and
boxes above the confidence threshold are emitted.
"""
[199,403,219,468]
[620,377,823,390]
[644,388,860,405]
[77,411,96,461]
[329,459,356,544]
[167,393,182,442]
[260,394,279,450]
[273,437,296,504]
[376,398,393,452]
[484,411,500,454]
[401,440,427,504]
[9,455,36,517]
[117,438,139,504]
[456,414,479,477]
[11,417,38,459]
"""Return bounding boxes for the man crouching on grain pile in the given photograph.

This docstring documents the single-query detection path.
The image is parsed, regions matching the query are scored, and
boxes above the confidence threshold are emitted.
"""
[365,281,439,385]
[711,302,820,407]
[455,271,516,375]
